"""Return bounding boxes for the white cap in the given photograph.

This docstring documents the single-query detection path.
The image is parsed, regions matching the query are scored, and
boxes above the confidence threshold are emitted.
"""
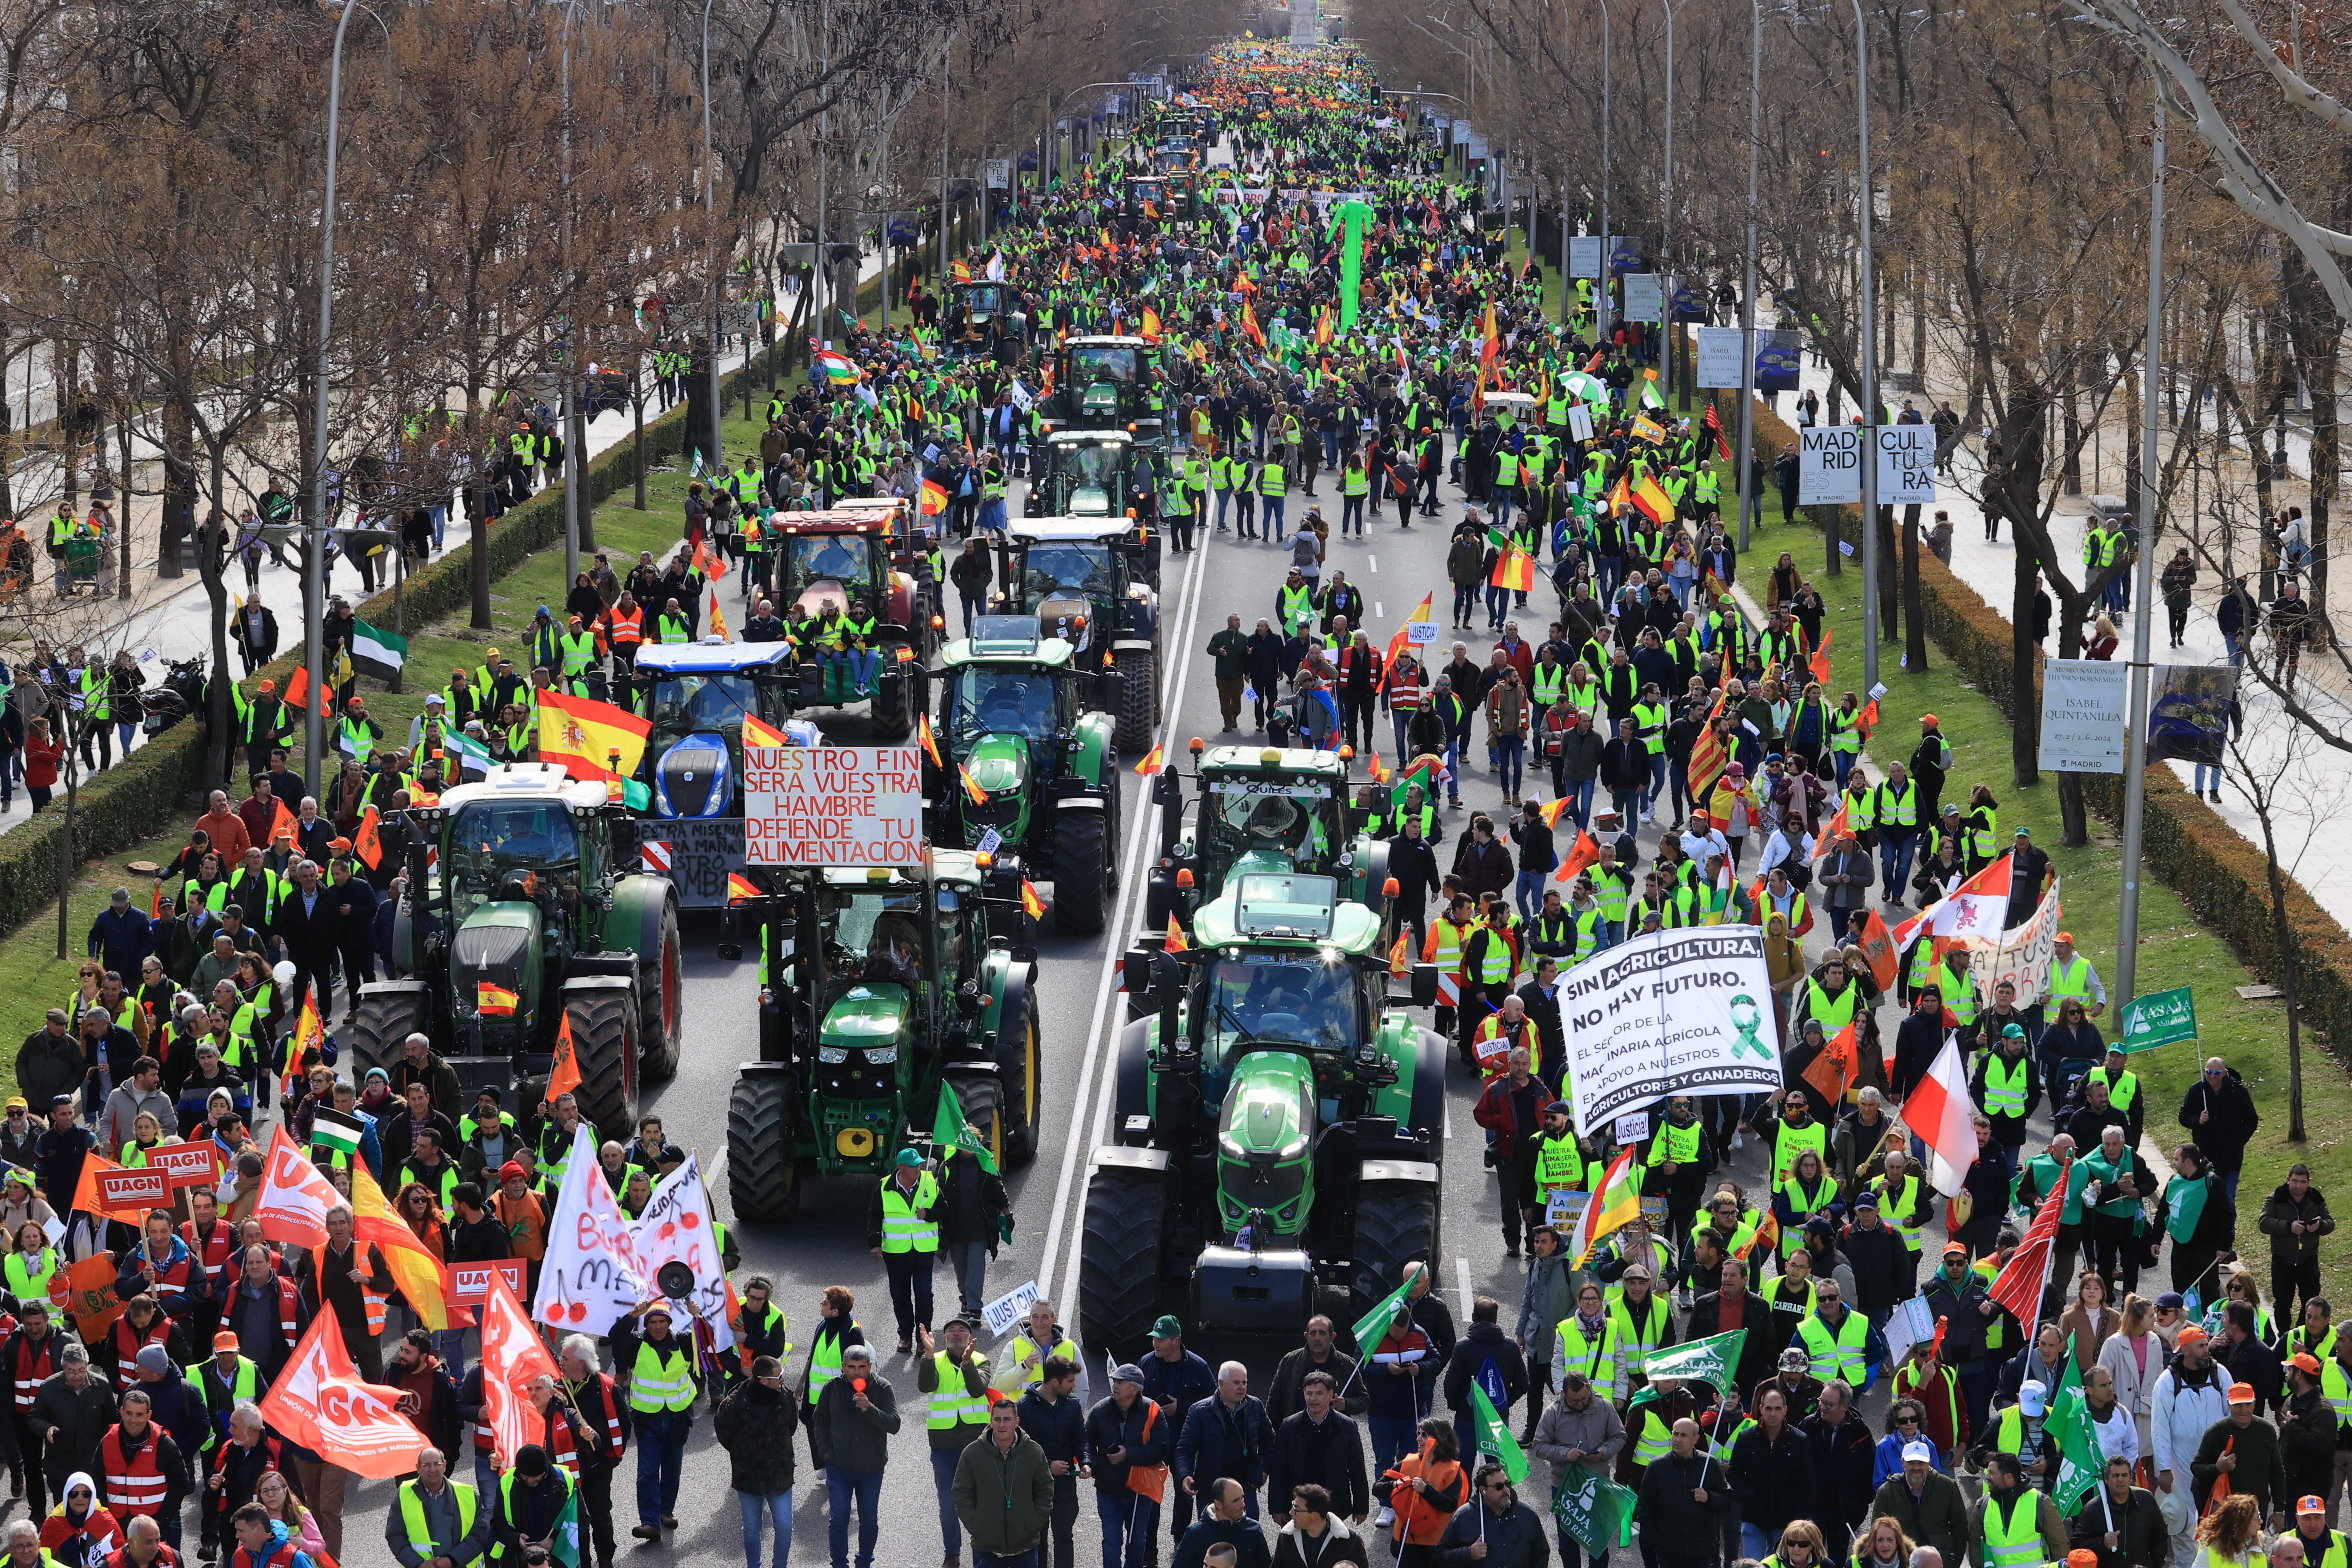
[2018,1381,2047,1417]
[1902,1441,1936,1464]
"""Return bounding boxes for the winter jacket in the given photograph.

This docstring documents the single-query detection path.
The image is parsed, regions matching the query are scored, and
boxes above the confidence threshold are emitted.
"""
[1173,1515,1275,1568]
[1730,1421,1817,1539]
[1017,1387,1085,1470]
[1436,1498,1550,1568]
[1517,1255,1577,1365]
[1635,1448,1733,1568]
[1084,1391,1173,1495]
[1802,1409,1877,1532]
[2260,1182,2336,1266]
[952,1430,1057,1557]
[1176,1392,1276,1495]
[2065,1484,2167,1568]
[1868,1470,1970,1568]
[32,1372,117,1480]
[1266,1347,1365,1425]
[713,1378,799,1495]
[1140,1349,1219,1432]
[1441,1321,1529,1422]
[811,1371,901,1475]
[1271,1516,1372,1568]
[1530,1394,1625,1486]
[2177,1069,2260,1173]
[2278,1383,2338,1499]
[1267,1409,1370,1520]
[2190,1413,2288,1515]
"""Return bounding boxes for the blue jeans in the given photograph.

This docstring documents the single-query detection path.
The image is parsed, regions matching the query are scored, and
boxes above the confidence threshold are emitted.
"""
[828,1467,883,1568]
[1646,754,1667,817]
[1495,488,1515,527]
[116,721,137,757]
[1565,778,1595,827]
[2196,762,2221,795]
[1099,1486,1160,1568]
[1369,1415,1417,1479]
[1880,833,1918,900]
[1393,711,1415,765]
[1496,735,1524,799]
[1485,585,1510,628]
[2224,632,2243,667]
[1322,431,1340,467]
[1342,495,1365,534]
[636,1410,688,1524]
[1453,583,1479,625]
[934,1447,966,1557]
[1264,496,1286,539]
[949,1239,989,1315]
[978,1553,1041,1568]
[2222,1169,2242,1207]
[740,1491,793,1568]
[1515,869,1547,922]
[429,504,447,548]
[1833,750,1854,791]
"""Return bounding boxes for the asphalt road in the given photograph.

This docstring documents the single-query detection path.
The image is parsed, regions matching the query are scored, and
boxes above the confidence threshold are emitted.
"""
[326,460,1931,1568]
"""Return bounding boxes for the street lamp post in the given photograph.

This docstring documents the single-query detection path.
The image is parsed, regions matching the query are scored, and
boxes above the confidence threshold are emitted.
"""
[700,0,725,469]
[557,0,584,586]
[1844,0,1880,693]
[2116,95,2165,1007]
[1655,0,1673,407]
[1734,0,1760,550]
[303,0,367,778]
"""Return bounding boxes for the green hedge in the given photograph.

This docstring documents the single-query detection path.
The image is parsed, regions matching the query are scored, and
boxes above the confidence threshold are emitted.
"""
[0,340,794,942]
[1736,392,2352,1049]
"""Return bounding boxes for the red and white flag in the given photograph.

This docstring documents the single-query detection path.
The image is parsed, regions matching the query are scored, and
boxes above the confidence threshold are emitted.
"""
[253,1126,341,1249]
[1893,852,2014,946]
[1986,1154,2071,1336]
[1902,1033,1979,1197]
[260,1312,431,1478]
[478,1267,559,1470]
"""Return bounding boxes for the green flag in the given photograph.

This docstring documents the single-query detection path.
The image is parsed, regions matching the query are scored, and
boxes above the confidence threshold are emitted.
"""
[1349,1274,1415,1355]
[549,1481,582,1568]
[1550,1463,1638,1558]
[1470,1384,1528,1482]
[2041,1338,2101,1516]
[934,1077,999,1174]
[1637,1329,1746,1394]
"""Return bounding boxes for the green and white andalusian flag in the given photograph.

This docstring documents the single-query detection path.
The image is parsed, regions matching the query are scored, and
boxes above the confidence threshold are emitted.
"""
[1631,1329,1746,1400]
[350,618,408,681]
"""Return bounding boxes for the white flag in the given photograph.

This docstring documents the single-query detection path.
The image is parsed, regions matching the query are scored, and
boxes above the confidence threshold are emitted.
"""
[533,1124,649,1337]
[633,1155,735,1353]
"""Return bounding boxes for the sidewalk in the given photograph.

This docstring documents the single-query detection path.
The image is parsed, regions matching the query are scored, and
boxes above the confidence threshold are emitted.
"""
[1769,354,2352,933]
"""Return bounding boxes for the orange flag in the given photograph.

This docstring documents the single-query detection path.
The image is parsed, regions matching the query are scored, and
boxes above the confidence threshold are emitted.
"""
[1164,916,1188,952]
[354,805,383,871]
[1853,907,1900,991]
[268,798,298,848]
[1800,1020,1859,1112]
[546,1009,582,1109]
[1812,799,1849,861]
[1552,830,1602,883]
[279,666,312,712]
[1857,698,1880,731]
[55,1256,125,1339]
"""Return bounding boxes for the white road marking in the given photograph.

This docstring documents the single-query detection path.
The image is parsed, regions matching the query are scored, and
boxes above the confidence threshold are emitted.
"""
[1444,1106,1453,1141]
[1049,532,1216,1323]
[1457,1257,1473,1311]
[707,1149,729,1221]
[1367,555,1378,573]
[1034,541,1210,1315]
[1375,602,1384,619]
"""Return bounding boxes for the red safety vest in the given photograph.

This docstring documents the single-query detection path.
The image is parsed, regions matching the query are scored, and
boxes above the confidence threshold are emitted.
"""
[571,1374,626,1464]
[309,1243,387,1337]
[9,1333,58,1411]
[99,1424,169,1516]
[606,607,645,648]
[181,1219,238,1286]
[110,1317,172,1391]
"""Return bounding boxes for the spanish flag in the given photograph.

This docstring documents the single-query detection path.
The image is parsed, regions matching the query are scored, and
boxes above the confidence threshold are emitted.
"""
[352,1164,453,1330]
[1140,307,1162,342]
[1021,880,1047,920]
[1134,744,1165,775]
[727,872,761,904]
[477,983,520,1017]
[921,478,950,517]
[1539,796,1573,828]
[1240,300,1265,347]
[741,713,787,748]
[1164,916,1188,952]
[1388,932,1412,979]
[1571,1147,1642,1265]
[1489,547,1535,593]
[537,688,653,784]
[708,589,732,642]
[959,764,989,806]
[1631,473,1676,525]
[1378,594,1434,690]
[917,713,943,769]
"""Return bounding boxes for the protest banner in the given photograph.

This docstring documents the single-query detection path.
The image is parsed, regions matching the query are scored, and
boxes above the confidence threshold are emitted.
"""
[95,1167,168,1212]
[260,1313,430,1478]
[478,1269,558,1470]
[150,1143,217,1191]
[632,1155,734,1352]
[253,1126,341,1249]
[743,745,924,866]
[2119,986,2198,1053]
[1962,880,2061,1009]
[448,1261,530,1306]
[1555,927,1783,1134]
[534,1124,648,1335]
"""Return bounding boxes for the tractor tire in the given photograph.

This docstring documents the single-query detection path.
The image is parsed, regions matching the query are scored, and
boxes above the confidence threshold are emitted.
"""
[1078,1164,1172,1362]
[1112,648,1156,754]
[637,900,683,1085]
[726,1072,804,1223]
[949,1073,1009,1171]
[347,987,433,1087]
[564,985,638,1139]
[870,651,916,740]
[1406,1028,1449,1145]
[995,989,1042,1166]
[1053,805,1109,937]
[1347,1179,1441,1330]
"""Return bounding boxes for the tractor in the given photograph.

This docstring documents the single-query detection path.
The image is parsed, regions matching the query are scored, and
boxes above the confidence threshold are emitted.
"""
[1021,430,1157,530]
[1078,872,1446,1360]
[352,763,684,1140]
[625,642,799,911]
[932,617,1124,935]
[1033,336,1166,451]
[943,280,1027,363]
[718,856,1041,1222]
[1139,744,1390,936]
[990,517,1160,750]
[760,511,931,738]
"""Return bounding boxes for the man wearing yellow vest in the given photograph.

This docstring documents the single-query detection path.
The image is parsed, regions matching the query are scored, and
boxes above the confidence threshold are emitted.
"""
[391,1447,488,1567]
[623,1301,699,1541]
[867,1149,941,1354]
[917,1315,995,1566]
[1969,1451,2068,1568]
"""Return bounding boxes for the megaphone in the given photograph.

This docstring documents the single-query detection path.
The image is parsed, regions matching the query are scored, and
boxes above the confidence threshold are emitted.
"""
[656,1261,698,1302]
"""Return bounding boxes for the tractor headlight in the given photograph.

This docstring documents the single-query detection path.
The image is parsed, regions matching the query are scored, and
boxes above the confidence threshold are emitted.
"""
[1279,1137,1308,1161]
[1219,1134,1246,1161]
[863,1045,900,1066]
[817,1046,850,1064]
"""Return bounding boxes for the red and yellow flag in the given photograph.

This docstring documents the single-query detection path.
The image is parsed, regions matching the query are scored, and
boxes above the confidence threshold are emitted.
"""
[959,764,989,806]
[1140,307,1163,342]
[917,713,944,769]
[1539,796,1572,828]
[1021,879,1047,920]
[1164,916,1188,952]
[741,713,787,747]
[1489,548,1535,593]
[727,872,761,904]
[477,982,519,1017]
[1388,932,1412,978]
[707,588,732,642]
[1631,474,1676,524]
[282,984,326,1079]
[1134,744,1165,775]
[536,688,653,784]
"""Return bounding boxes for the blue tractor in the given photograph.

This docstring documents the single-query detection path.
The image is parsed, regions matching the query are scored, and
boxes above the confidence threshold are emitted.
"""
[627,641,797,909]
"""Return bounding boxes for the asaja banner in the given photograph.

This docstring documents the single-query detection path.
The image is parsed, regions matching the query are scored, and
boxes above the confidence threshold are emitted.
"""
[1554,928,1782,1135]
[2119,986,2197,1053]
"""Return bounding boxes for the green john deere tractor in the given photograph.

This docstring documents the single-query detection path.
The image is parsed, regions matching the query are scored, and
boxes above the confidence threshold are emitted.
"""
[930,618,1123,936]
[1078,872,1446,1361]
[992,519,1161,753]
[1140,745,1390,936]
[354,763,684,1139]
[718,857,1041,1222]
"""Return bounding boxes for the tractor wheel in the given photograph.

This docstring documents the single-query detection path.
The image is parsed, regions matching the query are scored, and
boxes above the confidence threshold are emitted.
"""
[1347,1179,1440,1331]
[1078,1164,1172,1362]
[565,985,638,1139]
[949,1073,1008,1171]
[1112,647,1156,754]
[637,900,683,1085]
[870,649,916,740]
[1406,1028,1449,1146]
[1053,805,1109,937]
[726,1072,804,1223]
[994,989,1042,1166]
[347,987,433,1087]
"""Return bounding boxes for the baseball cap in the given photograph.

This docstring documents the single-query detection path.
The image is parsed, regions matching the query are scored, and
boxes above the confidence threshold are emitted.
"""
[2014,827,2030,837]
[213,1332,241,1352]
[2057,931,2074,944]
[1921,713,1938,725]
[1779,1348,1808,1369]
[4,1098,24,1112]
[2018,1380,2047,1417]
[2067,1554,2099,1568]
[1901,1441,1935,1464]
[2156,1293,2186,1311]
[2293,1352,2323,1376]
[2228,1382,2257,1404]
[2175,1325,2208,1347]
[1152,1315,1185,1339]
[895,1149,924,1167]
[109,888,129,906]
[1543,1100,1572,1118]
[2302,1497,2329,1517]
[2002,1024,2027,1040]
[1942,1242,1969,1259]
[1112,1363,1147,1386]
[1850,1190,1880,1210]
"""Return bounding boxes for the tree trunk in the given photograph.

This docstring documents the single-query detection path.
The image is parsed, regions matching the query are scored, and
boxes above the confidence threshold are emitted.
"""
[2252,787,2307,1141]
[633,383,648,512]
[1876,505,1900,644]
[1819,505,1841,576]
[1902,503,1927,674]
[202,449,235,786]
[469,493,493,631]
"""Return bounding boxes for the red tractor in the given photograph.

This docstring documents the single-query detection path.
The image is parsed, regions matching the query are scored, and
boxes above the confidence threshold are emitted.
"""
[762,511,935,738]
